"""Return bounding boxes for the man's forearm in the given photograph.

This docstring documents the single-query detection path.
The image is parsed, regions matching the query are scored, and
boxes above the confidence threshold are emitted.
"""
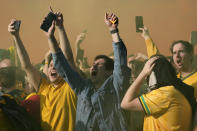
[57,26,76,69]
[52,50,85,94]
[48,35,60,54]
[13,34,41,92]
[114,40,127,64]
[57,27,74,59]
[110,28,121,43]
[13,35,32,69]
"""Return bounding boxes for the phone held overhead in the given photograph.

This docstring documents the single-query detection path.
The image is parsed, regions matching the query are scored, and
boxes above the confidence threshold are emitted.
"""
[135,16,144,33]
[40,7,56,32]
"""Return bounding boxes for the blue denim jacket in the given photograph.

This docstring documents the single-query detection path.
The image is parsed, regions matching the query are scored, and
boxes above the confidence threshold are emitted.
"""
[52,40,131,131]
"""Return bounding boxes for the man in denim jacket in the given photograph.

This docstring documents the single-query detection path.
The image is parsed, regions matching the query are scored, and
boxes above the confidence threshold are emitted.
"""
[46,13,131,131]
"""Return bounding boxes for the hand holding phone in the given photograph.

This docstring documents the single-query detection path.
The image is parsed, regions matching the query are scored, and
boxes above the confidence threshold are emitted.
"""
[136,16,144,33]
[8,19,21,36]
[40,11,56,32]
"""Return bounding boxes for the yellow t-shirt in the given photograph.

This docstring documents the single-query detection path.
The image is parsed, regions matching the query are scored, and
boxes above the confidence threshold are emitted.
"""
[177,70,197,101]
[139,86,192,131]
[38,78,77,131]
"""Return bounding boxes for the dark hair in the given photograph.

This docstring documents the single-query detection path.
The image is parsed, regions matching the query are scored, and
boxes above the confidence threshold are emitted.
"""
[150,54,196,120]
[94,55,114,71]
[0,67,16,88]
[170,40,194,54]
[150,55,177,87]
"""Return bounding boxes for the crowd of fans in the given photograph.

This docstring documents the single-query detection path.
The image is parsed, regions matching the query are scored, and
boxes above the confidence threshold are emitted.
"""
[0,10,197,131]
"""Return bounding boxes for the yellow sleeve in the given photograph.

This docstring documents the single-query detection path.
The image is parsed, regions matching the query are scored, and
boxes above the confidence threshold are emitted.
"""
[145,38,160,58]
[139,89,170,115]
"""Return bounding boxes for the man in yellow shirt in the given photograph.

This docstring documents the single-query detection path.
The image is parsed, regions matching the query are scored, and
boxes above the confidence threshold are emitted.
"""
[38,60,77,131]
[8,12,77,131]
[140,27,197,101]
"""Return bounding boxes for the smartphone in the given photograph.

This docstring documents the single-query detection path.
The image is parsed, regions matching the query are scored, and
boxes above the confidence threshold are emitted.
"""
[190,31,197,46]
[14,20,21,30]
[40,12,56,32]
[135,16,143,33]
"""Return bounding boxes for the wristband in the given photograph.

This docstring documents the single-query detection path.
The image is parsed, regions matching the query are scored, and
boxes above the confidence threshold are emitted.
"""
[110,28,119,34]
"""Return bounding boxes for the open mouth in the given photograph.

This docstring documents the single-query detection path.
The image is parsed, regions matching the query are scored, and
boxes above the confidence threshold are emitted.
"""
[177,59,181,63]
[176,59,182,64]
[51,72,57,77]
[175,59,183,67]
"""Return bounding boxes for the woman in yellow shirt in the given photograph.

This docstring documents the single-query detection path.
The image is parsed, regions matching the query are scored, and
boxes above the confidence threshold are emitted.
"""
[121,55,196,131]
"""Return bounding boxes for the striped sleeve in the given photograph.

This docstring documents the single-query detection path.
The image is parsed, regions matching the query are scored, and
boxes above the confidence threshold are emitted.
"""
[139,95,151,115]
[138,88,170,115]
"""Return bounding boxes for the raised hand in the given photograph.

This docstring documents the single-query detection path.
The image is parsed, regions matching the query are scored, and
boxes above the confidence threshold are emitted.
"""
[76,31,86,45]
[139,26,151,40]
[141,56,158,77]
[55,12,64,28]
[104,13,118,30]
[45,21,55,38]
[8,19,21,36]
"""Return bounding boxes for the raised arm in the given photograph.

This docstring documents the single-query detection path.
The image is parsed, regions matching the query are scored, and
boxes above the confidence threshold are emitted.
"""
[44,20,59,54]
[47,21,85,94]
[8,19,41,92]
[75,31,86,66]
[104,13,131,92]
[140,26,160,58]
[121,57,157,111]
[55,12,77,70]
[12,42,20,67]
[104,13,121,43]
